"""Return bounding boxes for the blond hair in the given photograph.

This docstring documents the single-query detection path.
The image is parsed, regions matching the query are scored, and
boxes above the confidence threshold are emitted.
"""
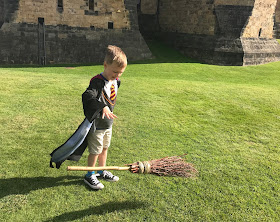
[104,45,127,67]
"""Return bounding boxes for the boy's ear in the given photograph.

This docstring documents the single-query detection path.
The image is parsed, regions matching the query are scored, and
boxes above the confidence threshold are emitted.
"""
[103,61,107,69]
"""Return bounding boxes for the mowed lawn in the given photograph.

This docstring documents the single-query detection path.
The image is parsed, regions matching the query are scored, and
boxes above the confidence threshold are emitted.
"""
[0,42,279,221]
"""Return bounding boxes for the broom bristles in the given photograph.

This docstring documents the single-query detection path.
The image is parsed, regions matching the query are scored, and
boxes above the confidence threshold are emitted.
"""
[127,154,198,178]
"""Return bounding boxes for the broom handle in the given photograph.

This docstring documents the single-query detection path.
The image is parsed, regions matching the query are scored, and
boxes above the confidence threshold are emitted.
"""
[67,166,130,171]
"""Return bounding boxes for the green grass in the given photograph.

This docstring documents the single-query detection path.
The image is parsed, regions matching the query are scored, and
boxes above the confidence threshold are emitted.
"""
[0,41,280,221]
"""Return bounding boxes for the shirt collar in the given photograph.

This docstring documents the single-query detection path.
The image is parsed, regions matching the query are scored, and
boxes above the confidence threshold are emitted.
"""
[100,73,108,81]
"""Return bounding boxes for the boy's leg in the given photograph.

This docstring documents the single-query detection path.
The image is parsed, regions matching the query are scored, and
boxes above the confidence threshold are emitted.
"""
[84,152,104,190]
[88,153,99,167]
[87,129,106,167]
[84,130,106,190]
[97,128,119,182]
[98,148,108,167]
[97,128,111,167]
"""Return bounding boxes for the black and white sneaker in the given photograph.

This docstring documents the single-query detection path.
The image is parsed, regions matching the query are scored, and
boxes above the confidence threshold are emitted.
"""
[97,170,119,182]
[84,174,104,190]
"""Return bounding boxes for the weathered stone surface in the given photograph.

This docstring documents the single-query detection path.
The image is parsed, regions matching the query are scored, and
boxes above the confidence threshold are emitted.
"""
[140,0,158,15]
[14,0,130,29]
[242,0,276,39]
[0,0,152,65]
[139,0,280,66]
[1,0,280,66]
[158,0,216,36]
[242,38,280,65]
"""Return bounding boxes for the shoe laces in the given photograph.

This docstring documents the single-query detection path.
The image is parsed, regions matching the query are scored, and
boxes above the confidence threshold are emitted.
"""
[102,170,114,178]
[89,175,100,184]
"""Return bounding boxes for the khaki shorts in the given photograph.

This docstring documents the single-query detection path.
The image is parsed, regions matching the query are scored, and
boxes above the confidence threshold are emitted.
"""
[87,128,112,155]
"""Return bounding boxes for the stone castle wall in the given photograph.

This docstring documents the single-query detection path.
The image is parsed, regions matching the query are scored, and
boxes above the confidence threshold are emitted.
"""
[158,0,216,36]
[242,0,276,38]
[275,0,280,38]
[139,0,280,65]
[139,0,256,36]
[0,0,152,65]
[14,0,130,29]
[1,0,280,65]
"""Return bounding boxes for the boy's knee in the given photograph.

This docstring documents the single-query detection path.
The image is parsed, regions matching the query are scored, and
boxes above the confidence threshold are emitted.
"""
[89,147,103,155]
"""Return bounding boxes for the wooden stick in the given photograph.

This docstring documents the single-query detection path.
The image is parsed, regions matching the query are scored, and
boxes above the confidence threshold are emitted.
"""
[67,166,131,171]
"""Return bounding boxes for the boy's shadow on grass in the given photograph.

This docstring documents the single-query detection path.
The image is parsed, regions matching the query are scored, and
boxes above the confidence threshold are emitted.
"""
[1,177,147,221]
[44,200,146,222]
[0,176,82,199]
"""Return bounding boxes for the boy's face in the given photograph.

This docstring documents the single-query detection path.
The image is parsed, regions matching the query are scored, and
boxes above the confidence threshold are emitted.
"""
[103,61,126,81]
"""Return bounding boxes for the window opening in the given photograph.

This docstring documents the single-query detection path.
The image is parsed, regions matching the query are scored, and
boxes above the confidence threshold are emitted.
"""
[38,17,44,25]
[89,0,94,11]
[108,22,114,29]
[58,0,63,8]
[0,0,4,28]
[58,0,63,12]
[38,17,46,65]
[258,28,262,38]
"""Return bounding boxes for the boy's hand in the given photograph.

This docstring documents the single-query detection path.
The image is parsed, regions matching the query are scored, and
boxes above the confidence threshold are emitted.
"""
[102,106,118,119]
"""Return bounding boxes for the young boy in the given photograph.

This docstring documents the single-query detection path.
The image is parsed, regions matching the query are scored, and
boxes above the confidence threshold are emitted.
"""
[82,45,127,190]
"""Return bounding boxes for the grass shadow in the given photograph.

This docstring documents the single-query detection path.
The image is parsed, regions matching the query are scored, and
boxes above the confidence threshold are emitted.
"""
[0,176,81,199]
[44,200,147,222]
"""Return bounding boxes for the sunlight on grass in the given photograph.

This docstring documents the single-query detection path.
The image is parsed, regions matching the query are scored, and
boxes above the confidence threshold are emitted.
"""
[0,41,280,221]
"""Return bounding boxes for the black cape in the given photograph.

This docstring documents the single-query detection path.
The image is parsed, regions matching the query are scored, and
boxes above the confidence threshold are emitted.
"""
[50,75,120,169]
[49,118,94,169]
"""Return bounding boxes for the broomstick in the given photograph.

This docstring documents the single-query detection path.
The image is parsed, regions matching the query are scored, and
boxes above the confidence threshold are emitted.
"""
[67,154,198,178]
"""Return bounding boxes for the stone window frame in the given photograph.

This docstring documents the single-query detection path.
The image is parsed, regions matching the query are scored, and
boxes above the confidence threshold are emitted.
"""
[85,0,98,16]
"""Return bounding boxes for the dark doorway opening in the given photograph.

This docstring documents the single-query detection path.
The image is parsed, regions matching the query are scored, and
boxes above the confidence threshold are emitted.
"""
[38,17,46,65]
[0,0,4,28]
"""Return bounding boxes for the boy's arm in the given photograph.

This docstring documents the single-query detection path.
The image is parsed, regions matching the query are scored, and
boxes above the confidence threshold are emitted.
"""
[102,106,117,119]
[82,80,106,122]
